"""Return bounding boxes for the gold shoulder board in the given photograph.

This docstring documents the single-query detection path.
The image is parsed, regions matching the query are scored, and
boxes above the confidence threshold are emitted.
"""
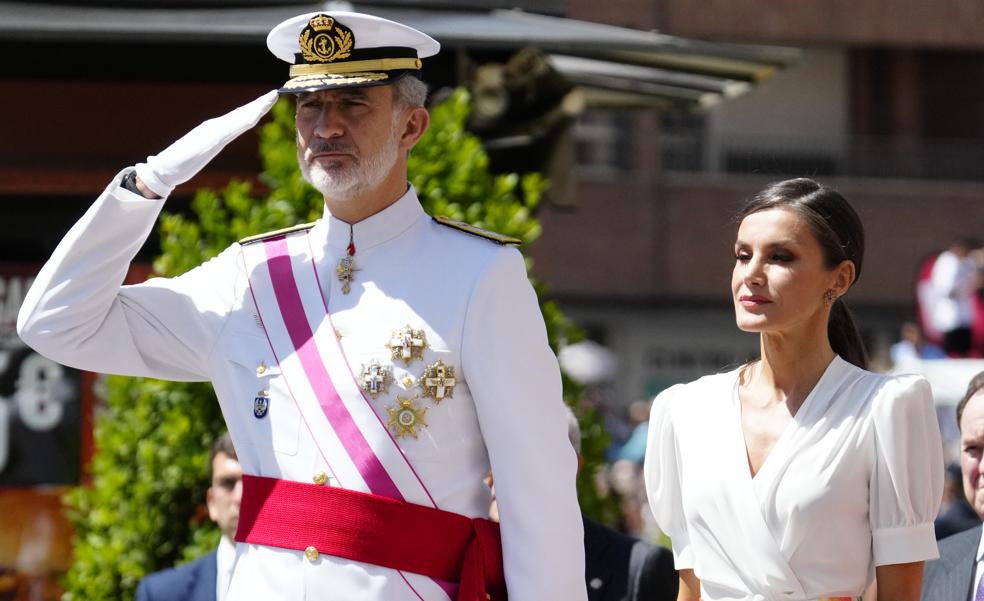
[239,222,316,246]
[432,216,521,246]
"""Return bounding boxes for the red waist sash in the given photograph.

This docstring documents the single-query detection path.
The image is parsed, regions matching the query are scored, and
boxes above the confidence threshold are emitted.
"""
[235,475,506,601]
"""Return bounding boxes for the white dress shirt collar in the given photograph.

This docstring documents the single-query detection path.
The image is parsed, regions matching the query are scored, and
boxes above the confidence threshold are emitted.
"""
[976,526,984,563]
[216,535,237,601]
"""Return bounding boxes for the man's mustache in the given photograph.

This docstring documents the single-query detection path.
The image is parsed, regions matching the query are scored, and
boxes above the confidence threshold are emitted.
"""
[307,141,357,156]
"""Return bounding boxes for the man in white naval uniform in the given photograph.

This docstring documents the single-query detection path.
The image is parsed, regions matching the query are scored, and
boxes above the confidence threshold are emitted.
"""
[17,11,586,601]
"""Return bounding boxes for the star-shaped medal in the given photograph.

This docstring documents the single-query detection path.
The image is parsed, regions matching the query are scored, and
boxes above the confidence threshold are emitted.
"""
[385,325,428,366]
[421,359,456,402]
[386,395,429,439]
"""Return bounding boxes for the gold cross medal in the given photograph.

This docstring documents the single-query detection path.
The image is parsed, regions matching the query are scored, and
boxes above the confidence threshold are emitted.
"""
[359,359,392,399]
[336,256,357,294]
[421,360,456,403]
[386,325,428,366]
[386,395,428,439]
[335,226,359,294]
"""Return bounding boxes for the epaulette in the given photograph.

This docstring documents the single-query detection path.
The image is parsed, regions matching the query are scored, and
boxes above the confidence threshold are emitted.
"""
[432,216,521,246]
[238,222,316,245]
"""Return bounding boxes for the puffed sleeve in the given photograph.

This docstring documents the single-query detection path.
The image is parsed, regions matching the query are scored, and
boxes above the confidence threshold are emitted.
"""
[644,384,694,569]
[868,375,943,566]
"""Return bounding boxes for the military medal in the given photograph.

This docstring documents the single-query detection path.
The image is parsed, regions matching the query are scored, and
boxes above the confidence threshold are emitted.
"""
[421,359,456,402]
[359,359,392,398]
[254,389,270,418]
[336,225,357,294]
[386,325,428,365]
[386,394,428,438]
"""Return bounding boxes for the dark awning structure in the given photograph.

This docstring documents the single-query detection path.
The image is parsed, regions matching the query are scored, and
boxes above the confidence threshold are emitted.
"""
[0,1,800,110]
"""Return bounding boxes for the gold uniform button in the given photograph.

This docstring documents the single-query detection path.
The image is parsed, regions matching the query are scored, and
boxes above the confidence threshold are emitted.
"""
[313,471,328,486]
[256,362,267,375]
[304,546,319,561]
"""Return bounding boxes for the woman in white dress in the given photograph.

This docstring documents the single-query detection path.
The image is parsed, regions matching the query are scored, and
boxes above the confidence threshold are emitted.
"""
[644,179,943,601]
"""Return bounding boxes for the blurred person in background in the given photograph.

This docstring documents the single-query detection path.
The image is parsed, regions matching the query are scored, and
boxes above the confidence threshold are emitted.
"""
[928,238,981,358]
[136,432,241,601]
[646,178,943,601]
[612,400,651,464]
[608,400,653,536]
[487,406,678,601]
[891,321,946,366]
[922,371,984,600]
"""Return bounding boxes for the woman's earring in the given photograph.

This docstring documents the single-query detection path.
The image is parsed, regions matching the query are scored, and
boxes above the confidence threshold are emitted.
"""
[823,289,837,306]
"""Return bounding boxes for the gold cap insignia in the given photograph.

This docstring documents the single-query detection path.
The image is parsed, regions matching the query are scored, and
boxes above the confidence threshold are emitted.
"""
[299,14,355,64]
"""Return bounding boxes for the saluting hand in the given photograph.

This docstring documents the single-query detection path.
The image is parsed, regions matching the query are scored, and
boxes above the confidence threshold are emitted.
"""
[134,89,280,199]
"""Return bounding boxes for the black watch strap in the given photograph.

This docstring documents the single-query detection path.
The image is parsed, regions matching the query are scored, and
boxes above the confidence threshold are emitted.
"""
[121,171,141,194]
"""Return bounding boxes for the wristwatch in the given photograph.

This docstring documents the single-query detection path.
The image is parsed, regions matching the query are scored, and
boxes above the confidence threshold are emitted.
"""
[121,171,142,194]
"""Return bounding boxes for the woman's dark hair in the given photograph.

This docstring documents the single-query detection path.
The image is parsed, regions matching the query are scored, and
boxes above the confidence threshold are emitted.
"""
[736,178,868,369]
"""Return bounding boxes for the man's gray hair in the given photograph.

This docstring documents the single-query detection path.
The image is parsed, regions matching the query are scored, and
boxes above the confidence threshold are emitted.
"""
[393,75,428,109]
[564,405,582,454]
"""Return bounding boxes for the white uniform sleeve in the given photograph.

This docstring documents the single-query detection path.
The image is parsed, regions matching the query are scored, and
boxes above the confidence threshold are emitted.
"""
[644,384,695,569]
[461,246,586,601]
[868,376,943,566]
[17,170,237,381]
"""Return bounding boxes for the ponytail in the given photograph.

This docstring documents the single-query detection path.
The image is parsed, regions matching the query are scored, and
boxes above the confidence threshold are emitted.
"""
[828,298,868,369]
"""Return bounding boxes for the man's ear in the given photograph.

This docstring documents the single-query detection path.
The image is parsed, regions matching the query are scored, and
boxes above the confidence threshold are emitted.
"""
[400,107,430,151]
[206,487,218,522]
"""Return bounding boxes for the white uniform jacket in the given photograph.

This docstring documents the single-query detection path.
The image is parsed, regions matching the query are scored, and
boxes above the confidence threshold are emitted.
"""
[645,355,943,601]
[18,171,587,601]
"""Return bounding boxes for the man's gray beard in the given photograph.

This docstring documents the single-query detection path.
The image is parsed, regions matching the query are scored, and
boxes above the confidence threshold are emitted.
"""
[299,118,402,202]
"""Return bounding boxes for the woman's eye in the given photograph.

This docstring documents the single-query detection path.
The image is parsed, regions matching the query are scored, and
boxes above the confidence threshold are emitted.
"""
[735,252,751,262]
[771,253,793,262]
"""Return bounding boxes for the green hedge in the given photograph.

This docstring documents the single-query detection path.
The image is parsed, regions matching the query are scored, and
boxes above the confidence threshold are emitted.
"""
[63,89,616,600]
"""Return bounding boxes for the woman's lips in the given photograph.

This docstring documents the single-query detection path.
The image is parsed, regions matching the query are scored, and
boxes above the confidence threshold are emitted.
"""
[739,295,772,307]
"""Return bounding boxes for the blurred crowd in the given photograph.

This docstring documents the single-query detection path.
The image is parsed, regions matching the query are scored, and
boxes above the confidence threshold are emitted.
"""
[905,237,984,363]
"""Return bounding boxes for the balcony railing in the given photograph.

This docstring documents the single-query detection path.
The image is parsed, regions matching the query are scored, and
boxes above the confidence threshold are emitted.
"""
[662,127,984,182]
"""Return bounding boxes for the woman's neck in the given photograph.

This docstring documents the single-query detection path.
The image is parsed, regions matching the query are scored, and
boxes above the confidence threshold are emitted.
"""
[745,323,835,412]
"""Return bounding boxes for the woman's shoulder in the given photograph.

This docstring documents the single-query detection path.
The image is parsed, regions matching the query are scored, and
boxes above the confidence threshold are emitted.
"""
[835,358,933,413]
[652,366,742,417]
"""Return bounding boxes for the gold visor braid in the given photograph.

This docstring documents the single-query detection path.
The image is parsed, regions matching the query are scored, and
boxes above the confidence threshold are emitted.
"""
[289,58,422,77]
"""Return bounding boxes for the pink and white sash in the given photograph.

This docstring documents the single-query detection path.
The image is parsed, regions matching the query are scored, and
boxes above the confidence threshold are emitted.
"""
[241,230,435,506]
[241,230,457,599]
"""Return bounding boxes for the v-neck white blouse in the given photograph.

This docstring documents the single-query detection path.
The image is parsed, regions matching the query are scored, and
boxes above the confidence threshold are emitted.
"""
[644,356,943,601]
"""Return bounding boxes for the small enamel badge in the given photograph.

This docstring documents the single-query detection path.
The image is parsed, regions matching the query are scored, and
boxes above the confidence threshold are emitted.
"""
[254,390,270,418]
[421,360,456,402]
[359,359,392,399]
[386,326,428,366]
[386,395,428,439]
